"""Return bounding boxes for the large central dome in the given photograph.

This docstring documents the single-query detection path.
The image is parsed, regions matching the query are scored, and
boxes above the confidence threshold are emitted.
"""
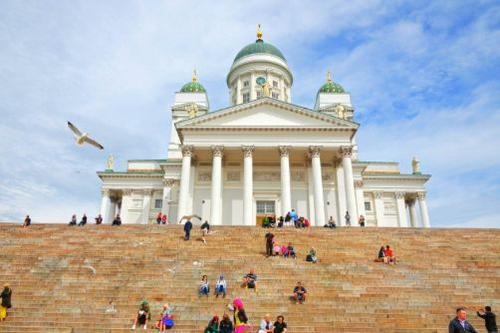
[233,39,286,63]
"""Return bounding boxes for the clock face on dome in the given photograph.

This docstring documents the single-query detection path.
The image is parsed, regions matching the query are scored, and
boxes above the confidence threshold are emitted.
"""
[256,76,266,86]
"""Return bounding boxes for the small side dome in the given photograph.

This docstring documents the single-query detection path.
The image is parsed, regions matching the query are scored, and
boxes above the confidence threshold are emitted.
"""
[180,70,206,93]
[319,70,345,93]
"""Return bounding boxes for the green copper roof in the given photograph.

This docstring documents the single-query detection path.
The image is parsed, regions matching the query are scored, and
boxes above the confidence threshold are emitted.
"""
[234,39,286,63]
[319,81,345,94]
[180,81,206,93]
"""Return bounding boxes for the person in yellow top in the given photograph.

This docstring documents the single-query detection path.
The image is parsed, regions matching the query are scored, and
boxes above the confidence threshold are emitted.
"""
[0,284,12,321]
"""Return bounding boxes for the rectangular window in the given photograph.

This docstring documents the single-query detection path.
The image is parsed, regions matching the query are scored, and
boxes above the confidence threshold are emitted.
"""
[364,202,371,211]
[243,92,250,103]
[256,200,275,214]
[154,199,163,209]
[243,80,249,87]
[256,91,262,98]
[272,92,279,99]
[273,80,278,88]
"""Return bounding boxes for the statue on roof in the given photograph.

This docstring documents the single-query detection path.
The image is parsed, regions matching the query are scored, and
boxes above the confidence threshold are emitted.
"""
[106,155,114,171]
[412,157,421,174]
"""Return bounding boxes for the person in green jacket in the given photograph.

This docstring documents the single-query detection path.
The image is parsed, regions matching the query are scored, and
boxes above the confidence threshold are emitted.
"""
[204,315,219,333]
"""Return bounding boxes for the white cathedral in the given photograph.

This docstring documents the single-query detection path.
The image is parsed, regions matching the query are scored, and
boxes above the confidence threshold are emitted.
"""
[98,27,431,228]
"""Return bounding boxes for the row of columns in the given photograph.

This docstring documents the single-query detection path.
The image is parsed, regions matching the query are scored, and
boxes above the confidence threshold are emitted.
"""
[176,144,358,226]
[373,191,430,228]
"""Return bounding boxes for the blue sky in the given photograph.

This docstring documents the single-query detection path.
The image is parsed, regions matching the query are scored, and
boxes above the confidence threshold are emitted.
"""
[0,0,499,227]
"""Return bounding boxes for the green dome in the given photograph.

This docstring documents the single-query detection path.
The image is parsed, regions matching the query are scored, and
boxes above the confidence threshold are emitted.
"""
[180,81,206,93]
[319,81,345,94]
[234,39,286,63]
[319,71,345,93]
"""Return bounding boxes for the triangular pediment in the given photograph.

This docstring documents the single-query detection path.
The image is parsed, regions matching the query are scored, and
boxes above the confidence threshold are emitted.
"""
[176,98,358,130]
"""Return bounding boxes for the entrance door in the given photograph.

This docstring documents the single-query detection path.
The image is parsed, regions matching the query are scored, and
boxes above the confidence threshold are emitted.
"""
[256,200,276,226]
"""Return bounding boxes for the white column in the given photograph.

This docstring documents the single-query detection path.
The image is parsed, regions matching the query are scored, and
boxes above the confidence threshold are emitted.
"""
[142,190,152,224]
[236,77,242,104]
[100,189,112,223]
[417,192,431,228]
[355,181,366,223]
[161,179,175,216]
[409,199,418,227]
[280,76,285,102]
[177,145,193,223]
[250,73,256,100]
[310,146,325,226]
[374,192,384,226]
[307,162,316,226]
[334,161,346,226]
[242,145,254,226]
[279,146,292,217]
[395,192,408,227]
[340,146,358,220]
[210,146,223,225]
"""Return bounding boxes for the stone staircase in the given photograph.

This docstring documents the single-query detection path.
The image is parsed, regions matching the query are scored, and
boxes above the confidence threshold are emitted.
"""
[0,224,498,332]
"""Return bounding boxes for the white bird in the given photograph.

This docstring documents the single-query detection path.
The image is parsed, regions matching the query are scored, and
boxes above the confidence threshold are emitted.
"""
[67,121,104,150]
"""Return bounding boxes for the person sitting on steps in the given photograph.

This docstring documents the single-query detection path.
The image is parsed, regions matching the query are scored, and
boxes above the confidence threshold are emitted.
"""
[292,281,307,304]
[242,268,258,290]
[306,248,317,263]
[384,245,396,264]
[68,214,77,226]
[273,315,288,333]
[78,213,87,226]
[156,212,162,224]
[95,214,103,225]
[324,216,336,228]
[215,275,227,298]
[161,214,168,224]
[22,215,31,228]
[132,300,151,330]
[199,275,210,297]
[375,246,386,262]
[156,304,174,332]
[284,242,296,259]
[112,214,121,226]
[258,313,274,333]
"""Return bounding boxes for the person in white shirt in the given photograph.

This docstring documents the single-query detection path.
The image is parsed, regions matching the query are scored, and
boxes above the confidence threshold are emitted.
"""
[258,314,274,333]
[215,275,227,298]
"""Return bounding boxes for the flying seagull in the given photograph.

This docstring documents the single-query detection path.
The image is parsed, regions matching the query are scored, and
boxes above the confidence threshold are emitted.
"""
[67,121,104,150]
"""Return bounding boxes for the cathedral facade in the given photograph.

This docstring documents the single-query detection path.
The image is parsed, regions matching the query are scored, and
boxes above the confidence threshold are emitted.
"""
[98,28,431,227]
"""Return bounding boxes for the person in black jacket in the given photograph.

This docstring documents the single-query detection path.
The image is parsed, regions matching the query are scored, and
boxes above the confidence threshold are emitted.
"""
[184,220,193,240]
[78,214,87,226]
[449,307,477,333]
[22,215,31,228]
[477,306,498,333]
[0,284,12,321]
[219,313,233,333]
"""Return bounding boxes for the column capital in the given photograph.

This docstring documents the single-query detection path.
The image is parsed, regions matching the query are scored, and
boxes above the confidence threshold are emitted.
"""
[211,145,224,157]
[309,145,322,158]
[354,180,364,188]
[163,178,177,187]
[278,145,291,157]
[181,145,194,157]
[374,191,383,199]
[241,145,255,157]
[101,188,110,196]
[394,191,406,199]
[339,146,353,158]
[417,192,426,200]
